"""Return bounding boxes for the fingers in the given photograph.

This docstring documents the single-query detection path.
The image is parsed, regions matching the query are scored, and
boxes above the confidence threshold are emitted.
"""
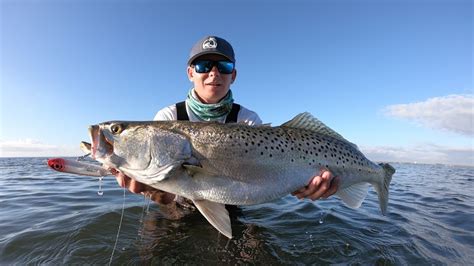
[145,190,176,205]
[292,169,339,201]
[113,170,128,187]
[293,174,323,199]
[320,175,340,199]
[110,168,176,205]
[308,170,333,200]
[111,168,148,194]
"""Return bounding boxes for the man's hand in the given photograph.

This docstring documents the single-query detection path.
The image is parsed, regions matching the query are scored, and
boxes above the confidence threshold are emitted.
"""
[291,169,339,200]
[110,168,175,205]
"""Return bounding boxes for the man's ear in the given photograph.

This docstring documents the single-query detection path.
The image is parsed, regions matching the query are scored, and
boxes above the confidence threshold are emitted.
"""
[187,66,194,81]
[231,69,237,84]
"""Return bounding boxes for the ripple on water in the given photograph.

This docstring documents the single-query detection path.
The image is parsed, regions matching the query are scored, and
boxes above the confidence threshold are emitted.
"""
[1,159,473,264]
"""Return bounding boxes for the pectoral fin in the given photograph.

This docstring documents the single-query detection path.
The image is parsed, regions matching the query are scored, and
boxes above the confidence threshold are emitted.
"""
[182,163,216,177]
[183,164,205,176]
[193,200,232,239]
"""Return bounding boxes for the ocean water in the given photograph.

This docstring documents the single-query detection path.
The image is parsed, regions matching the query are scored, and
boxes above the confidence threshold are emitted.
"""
[0,157,473,265]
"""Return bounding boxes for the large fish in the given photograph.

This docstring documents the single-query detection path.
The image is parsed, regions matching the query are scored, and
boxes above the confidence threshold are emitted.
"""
[89,113,395,238]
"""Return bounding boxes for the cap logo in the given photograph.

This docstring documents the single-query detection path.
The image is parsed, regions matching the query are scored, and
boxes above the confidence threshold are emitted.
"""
[202,37,217,49]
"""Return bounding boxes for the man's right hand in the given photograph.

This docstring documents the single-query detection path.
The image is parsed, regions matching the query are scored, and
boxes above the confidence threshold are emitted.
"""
[110,168,175,205]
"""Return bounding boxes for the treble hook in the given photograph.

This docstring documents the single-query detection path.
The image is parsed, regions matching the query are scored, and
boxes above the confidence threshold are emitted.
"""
[77,153,91,161]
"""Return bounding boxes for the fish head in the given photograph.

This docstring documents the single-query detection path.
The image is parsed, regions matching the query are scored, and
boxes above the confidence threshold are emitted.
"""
[88,121,193,181]
[89,121,154,170]
[48,158,65,172]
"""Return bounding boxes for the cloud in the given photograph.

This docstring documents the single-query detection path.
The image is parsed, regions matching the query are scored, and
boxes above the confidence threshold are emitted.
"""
[0,139,82,157]
[361,143,474,167]
[384,94,474,136]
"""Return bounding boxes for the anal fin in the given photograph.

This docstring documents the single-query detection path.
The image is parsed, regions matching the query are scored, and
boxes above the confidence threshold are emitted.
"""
[193,200,232,239]
[335,182,369,209]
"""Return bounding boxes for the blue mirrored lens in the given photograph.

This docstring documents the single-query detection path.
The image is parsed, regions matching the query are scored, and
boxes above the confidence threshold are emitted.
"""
[217,61,234,74]
[194,60,234,74]
[194,61,213,73]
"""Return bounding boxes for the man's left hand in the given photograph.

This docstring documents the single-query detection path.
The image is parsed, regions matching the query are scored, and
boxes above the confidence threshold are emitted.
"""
[291,169,339,200]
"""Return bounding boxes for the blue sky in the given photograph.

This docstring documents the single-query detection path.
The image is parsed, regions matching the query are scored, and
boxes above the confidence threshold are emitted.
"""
[1,0,472,166]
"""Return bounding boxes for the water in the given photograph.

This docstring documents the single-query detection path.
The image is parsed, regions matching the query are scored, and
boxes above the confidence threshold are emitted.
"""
[0,158,473,264]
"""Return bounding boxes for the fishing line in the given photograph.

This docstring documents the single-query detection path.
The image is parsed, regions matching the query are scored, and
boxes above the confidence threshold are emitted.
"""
[138,193,152,244]
[109,186,126,266]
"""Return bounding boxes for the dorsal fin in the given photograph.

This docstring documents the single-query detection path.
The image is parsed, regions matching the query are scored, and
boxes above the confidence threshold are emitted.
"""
[281,112,358,149]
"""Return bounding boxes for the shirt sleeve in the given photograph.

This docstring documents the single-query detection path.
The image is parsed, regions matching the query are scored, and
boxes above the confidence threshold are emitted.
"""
[153,105,177,121]
[236,106,263,126]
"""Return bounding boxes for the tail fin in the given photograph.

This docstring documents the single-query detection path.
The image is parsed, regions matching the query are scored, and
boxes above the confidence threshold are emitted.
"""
[373,163,395,215]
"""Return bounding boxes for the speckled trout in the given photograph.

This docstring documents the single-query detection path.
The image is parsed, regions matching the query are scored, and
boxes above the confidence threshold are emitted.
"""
[88,113,395,238]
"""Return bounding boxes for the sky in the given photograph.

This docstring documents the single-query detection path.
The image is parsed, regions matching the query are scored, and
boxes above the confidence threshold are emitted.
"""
[1,0,472,166]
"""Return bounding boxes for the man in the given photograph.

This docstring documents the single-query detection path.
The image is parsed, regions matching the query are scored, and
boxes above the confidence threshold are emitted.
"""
[114,35,339,209]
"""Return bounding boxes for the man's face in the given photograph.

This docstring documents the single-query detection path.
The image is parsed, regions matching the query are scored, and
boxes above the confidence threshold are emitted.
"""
[187,54,237,104]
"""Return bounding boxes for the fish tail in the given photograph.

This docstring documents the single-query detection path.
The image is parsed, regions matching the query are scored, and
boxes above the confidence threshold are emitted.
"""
[374,163,395,215]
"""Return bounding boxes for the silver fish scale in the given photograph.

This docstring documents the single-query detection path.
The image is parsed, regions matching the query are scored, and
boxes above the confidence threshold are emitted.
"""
[179,123,376,171]
[168,122,383,205]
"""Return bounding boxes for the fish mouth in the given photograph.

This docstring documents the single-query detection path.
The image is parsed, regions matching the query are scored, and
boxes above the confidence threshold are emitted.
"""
[80,141,92,154]
[89,125,114,160]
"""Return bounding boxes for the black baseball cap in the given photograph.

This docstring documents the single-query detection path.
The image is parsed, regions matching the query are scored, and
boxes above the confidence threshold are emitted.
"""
[188,36,235,65]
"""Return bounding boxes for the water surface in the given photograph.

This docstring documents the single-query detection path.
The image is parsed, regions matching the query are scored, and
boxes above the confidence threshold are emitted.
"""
[0,158,473,264]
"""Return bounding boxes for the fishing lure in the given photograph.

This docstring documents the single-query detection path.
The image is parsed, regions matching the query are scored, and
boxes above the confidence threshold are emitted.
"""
[47,158,110,177]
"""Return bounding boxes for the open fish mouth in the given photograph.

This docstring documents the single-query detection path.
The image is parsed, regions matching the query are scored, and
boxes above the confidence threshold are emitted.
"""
[89,125,114,160]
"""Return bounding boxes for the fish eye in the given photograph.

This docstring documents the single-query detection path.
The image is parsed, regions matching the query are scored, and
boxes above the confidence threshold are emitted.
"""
[110,124,123,134]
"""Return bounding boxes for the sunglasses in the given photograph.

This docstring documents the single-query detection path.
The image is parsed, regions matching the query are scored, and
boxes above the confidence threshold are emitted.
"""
[192,60,235,74]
